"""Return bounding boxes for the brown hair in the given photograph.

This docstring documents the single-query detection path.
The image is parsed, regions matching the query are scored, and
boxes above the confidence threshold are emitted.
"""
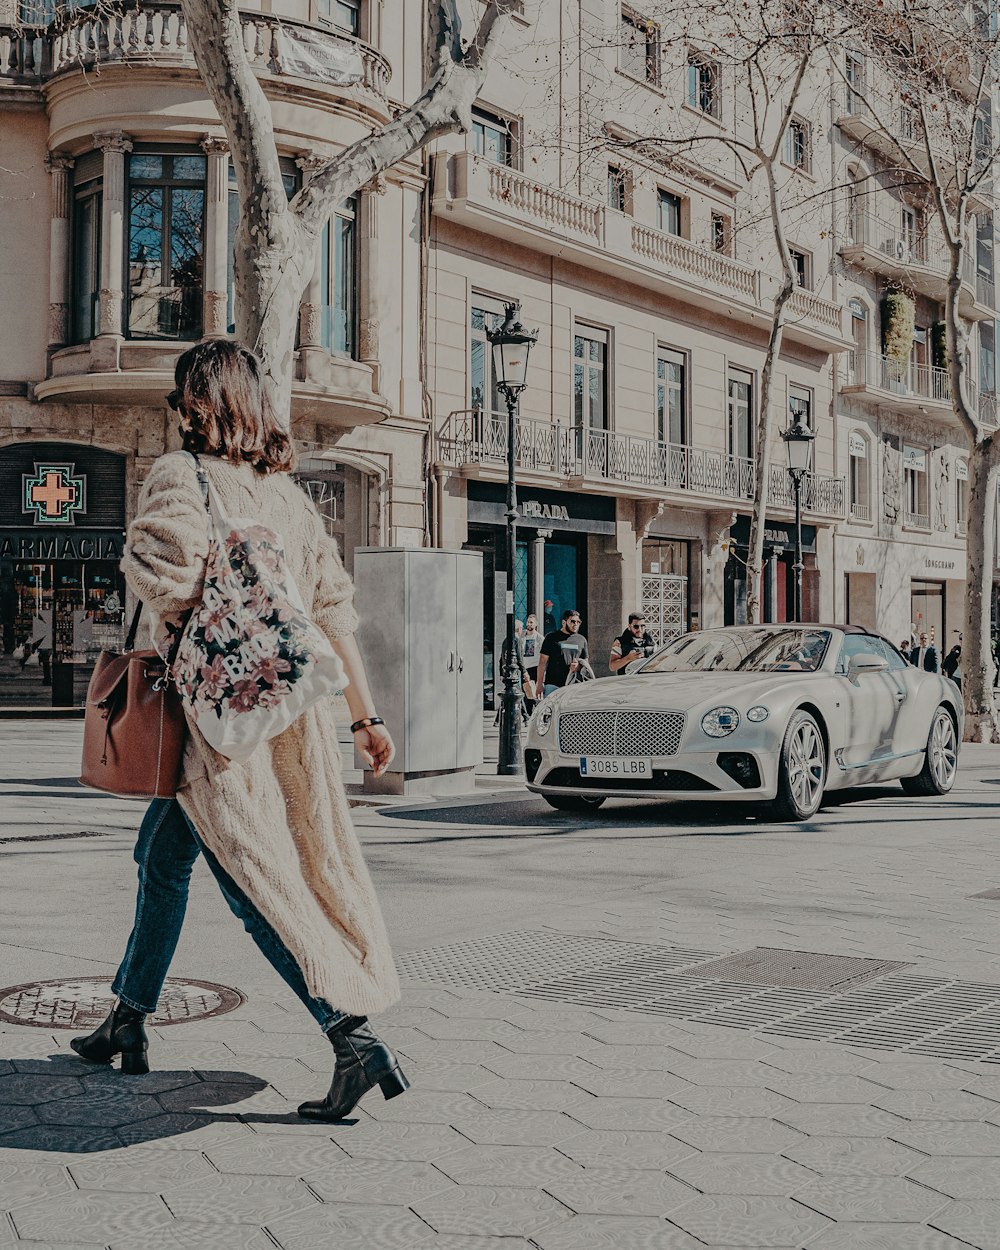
[168,339,295,473]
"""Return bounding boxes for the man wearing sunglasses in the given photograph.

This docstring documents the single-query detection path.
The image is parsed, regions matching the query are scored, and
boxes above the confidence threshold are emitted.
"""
[537,608,588,697]
[610,613,655,675]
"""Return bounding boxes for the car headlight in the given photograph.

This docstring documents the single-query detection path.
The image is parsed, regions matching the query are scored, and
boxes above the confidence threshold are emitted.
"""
[534,704,554,737]
[747,705,769,723]
[702,706,740,737]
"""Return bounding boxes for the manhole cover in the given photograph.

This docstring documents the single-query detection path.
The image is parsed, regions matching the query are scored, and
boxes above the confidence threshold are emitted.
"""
[0,977,245,1029]
[678,947,909,990]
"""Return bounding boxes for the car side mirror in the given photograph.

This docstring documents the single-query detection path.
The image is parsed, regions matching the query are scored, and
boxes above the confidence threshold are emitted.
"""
[846,654,889,679]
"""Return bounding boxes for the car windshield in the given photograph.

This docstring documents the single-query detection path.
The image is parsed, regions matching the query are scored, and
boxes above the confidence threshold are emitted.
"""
[641,628,831,674]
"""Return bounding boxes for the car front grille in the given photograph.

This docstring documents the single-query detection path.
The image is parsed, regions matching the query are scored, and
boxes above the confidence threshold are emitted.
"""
[557,710,685,757]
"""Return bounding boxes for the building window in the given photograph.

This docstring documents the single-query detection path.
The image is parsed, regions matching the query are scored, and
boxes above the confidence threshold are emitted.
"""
[656,349,686,446]
[845,50,864,113]
[70,154,102,344]
[788,384,812,428]
[789,247,810,289]
[227,163,297,334]
[727,368,754,461]
[657,189,682,236]
[470,301,505,419]
[621,9,660,85]
[127,152,205,340]
[321,198,357,356]
[848,431,870,520]
[957,460,969,531]
[574,325,609,430]
[608,165,629,213]
[687,53,719,118]
[784,118,811,172]
[903,446,929,527]
[316,0,360,33]
[848,299,867,384]
[711,212,732,255]
[472,107,513,166]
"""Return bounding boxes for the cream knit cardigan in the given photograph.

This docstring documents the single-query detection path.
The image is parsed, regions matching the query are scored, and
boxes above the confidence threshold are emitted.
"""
[120,450,400,1016]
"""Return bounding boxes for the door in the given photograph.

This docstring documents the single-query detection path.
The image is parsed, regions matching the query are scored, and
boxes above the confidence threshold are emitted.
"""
[455,551,485,770]
[836,634,901,766]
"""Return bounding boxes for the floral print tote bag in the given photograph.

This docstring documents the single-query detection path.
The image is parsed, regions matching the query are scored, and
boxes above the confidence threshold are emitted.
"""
[168,455,347,762]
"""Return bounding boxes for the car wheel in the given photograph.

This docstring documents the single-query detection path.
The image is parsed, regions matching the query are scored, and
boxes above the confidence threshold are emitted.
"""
[771,710,826,821]
[542,794,607,812]
[901,706,958,796]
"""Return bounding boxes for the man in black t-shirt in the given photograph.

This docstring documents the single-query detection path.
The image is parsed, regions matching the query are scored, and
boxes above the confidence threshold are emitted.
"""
[537,608,588,694]
[610,613,656,675]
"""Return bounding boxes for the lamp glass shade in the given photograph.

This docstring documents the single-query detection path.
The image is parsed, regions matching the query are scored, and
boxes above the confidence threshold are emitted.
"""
[783,422,815,473]
[493,337,531,391]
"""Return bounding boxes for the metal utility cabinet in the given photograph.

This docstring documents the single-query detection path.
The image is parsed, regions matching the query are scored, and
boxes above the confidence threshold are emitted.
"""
[353,548,484,794]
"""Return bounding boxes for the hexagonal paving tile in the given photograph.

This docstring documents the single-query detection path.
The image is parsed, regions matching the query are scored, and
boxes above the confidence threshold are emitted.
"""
[160,1173,318,1224]
[304,1156,458,1205]
[434,1144,585,1188]
[0,1124,120,1153]
[762,1048,873,1076]
[114,1112,248,1149]
[531,1214,704,1249]
[762,1073,891,1104]
[582,1021,698,1047]
[202,1136,351,1177]
[671,1059,778,1087]
[80,1069,204,1097]
[543,1166,697,1217]
[570,1068,694,1100]
[471,1079,597,1112]
[108,1222,278,1250]
[890,1119,1000,1156]
[777,1104,909,1138]
[671,1115,805,1154]
[479,1053,605,1082]
[857,1061,985,1089]
[556,1129,696,1171]
[806,1222,972,1249]
[669,1086,795,1119]
[412,1183,571,1237]
[564,1096,692,1133]
[667,1150,819,1196]
[35,1090,165,1128]
[907,1155,1000,1199]
[329,1120,471,1161]
[930,1200,1000,1250]
[581,1046,694,1073]
[398,1060,497,1092]
[0,1104,39,1134]
[666,1194,831,1247]
[0,1073,84,1105]
[874,1089,999,1121]
[70,1148,217,1191]
[0,1161,74,1205]
[451,1108,581,1146]
[9,1191,176,1242]
[794,1176,950,1223]
[783,1135,925,1177]
[266,1201,436,1249]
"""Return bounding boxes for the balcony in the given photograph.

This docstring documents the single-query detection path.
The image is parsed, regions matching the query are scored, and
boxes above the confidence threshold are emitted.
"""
[433,153,851,353]
[436,410,845,518]
[842,350,977,423]
[904,510,931,530]
[849,501,873,523]
[1,5,390,107]
[840,212,994,320]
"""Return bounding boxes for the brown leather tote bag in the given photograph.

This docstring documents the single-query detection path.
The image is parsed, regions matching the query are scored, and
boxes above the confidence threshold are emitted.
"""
[80,605,187,799]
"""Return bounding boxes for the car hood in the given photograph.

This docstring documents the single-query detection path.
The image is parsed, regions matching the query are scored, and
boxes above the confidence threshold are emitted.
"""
[553,672,803,711]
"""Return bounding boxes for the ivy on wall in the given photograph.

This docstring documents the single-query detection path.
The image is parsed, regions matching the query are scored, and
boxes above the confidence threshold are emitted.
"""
[881,291,916,366]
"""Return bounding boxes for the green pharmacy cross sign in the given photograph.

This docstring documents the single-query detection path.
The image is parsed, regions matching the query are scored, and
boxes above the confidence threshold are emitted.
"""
[22,463,87,527]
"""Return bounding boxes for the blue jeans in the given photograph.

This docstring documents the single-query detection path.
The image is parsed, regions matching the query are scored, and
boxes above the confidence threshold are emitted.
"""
[112,798,347,1034]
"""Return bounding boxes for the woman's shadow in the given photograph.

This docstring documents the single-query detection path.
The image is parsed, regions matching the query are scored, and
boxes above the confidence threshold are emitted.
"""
[0,1054,318,1152]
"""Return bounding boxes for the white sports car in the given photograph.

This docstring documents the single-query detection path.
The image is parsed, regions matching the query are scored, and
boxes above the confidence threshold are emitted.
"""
[523,625,963,821]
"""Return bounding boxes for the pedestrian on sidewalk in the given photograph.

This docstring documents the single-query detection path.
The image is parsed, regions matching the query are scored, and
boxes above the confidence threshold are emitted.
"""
[899,638,911,662]
[69,339,408,1123]
[910,631,939,673]
[609,612,655,675]
[536,608,588,696]
[943,637,962,691]
[521,612,543,713]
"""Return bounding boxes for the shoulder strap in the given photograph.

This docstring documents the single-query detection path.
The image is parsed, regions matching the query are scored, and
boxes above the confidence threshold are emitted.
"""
[184,450,211,512]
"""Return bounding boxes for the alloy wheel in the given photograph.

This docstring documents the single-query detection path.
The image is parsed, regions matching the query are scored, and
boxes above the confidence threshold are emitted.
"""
[930,712,958,790]
[788,720,824,813]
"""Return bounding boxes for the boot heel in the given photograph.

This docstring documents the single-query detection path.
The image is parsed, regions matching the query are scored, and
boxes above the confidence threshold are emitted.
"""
[379,1066,410,1100]
[119,1049,149,1076]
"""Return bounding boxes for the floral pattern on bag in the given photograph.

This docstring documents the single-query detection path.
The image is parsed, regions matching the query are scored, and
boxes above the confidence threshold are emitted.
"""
[173,524,317,719]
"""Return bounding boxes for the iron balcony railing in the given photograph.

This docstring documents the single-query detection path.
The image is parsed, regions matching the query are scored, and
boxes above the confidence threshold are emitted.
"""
[849,501,872,523]
[904,509,931,529]
[844,350,977,409]
[437,411,845,517]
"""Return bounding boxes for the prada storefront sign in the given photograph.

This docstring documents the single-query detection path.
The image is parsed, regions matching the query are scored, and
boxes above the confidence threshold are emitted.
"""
[467,481,616,534]
[0,442,126,558]
[729,515,817,555]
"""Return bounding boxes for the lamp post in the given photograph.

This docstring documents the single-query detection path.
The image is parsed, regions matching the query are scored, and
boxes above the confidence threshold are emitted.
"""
[781,417,815,623]
[487,301,538,775]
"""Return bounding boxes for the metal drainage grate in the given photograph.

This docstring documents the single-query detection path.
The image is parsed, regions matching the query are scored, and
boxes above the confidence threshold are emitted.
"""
[676,947,909,991]
[399,930,1000,1062]
[0,976,245,1030]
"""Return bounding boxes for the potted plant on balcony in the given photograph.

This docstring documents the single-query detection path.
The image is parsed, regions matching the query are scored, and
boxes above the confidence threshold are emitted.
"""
[882,290,914,393]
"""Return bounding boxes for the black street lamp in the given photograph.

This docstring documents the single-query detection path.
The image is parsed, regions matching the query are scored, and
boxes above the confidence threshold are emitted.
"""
[781,417,815,623]
[487,301,538,776]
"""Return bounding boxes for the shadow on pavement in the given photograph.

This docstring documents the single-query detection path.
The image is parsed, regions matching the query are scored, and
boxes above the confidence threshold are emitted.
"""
[0,1057,268,1152]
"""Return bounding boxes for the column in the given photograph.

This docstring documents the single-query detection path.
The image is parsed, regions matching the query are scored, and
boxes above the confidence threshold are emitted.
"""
[201,136,230,336]
[296,152,327,356]
[358,173,385,372]
[45,151,74,352]
[94,130,132,346]
[531,529,551,618]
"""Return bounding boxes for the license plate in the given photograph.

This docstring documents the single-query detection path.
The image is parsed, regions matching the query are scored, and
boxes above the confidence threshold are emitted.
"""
[580,756,652,778]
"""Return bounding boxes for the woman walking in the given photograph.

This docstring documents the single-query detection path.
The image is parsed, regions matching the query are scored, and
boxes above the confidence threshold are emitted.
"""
[70,339,407,1122]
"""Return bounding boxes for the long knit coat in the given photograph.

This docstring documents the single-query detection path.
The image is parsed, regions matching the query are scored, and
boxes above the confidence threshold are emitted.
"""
[120,450,400,1016]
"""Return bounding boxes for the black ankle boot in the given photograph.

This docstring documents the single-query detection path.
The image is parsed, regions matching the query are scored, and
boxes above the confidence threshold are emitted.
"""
[297,1015,409,1122]
[70,1001,150,1075]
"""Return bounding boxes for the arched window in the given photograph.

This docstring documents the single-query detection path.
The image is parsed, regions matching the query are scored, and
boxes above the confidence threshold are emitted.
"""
[848,429,871,522]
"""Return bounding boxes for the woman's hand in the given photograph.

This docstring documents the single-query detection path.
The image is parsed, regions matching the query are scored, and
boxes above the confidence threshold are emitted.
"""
[355,723,395,777]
